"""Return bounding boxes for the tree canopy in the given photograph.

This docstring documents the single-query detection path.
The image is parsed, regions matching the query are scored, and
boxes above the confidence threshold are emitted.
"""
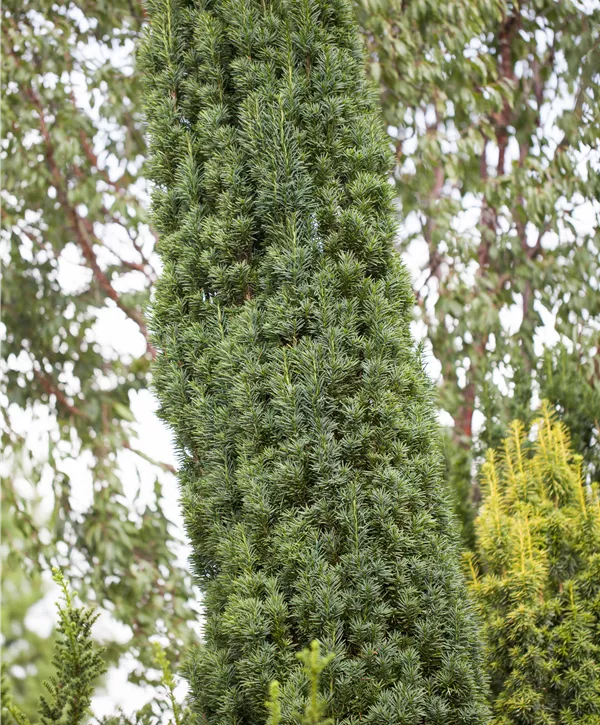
[358,0,600,450]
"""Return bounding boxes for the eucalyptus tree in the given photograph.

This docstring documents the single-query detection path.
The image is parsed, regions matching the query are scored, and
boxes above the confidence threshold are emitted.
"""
[357,0,600,481]
[1,0,195,710]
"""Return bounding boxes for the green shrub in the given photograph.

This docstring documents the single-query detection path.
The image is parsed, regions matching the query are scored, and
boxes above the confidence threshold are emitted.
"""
[469,405,600,723]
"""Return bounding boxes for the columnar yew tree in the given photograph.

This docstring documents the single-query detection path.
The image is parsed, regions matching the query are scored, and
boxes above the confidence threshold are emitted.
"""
[469,406,600,723]
[142,0,489,721]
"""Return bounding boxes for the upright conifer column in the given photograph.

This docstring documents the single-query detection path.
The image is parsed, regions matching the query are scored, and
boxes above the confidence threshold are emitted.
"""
[141,0,489,721]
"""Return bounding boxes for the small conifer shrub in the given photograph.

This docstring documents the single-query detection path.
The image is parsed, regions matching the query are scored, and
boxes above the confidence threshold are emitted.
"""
[39,573,105,725]
[2,569,106,725]
[469,404,600,724]
[141,0,489,721]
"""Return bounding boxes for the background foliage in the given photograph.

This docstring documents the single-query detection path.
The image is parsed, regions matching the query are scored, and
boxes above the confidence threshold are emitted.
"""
[1,0,196,713]
[357,0,600,530]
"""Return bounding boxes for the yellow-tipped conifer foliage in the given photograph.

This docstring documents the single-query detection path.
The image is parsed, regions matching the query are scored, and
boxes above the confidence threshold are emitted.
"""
[469,403,600,724]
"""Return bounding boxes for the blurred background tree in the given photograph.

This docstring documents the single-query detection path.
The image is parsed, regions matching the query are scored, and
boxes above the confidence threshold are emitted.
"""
[357,0,600,537]
[1,517,55,713]
[1,0,196,715]
[1,571,198,725]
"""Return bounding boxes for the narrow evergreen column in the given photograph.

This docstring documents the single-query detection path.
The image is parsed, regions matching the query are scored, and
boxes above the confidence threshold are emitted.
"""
[141,0,489,721]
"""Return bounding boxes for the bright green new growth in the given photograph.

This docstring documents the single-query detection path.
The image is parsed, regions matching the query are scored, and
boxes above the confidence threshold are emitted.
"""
[266,641,334,725]
[469,405,600,724]
[142,0,489,721]
[295,641,334,725]
[265,682,283,725]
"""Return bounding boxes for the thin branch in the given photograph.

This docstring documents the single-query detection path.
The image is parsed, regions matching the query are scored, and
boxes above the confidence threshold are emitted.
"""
[3,23,156,358]
[34,369,89,420]
[122,440,177,475]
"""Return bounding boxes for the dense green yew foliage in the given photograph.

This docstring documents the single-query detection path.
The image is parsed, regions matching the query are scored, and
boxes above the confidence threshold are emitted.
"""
[142,0,489,722]
[469,407,600,723]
